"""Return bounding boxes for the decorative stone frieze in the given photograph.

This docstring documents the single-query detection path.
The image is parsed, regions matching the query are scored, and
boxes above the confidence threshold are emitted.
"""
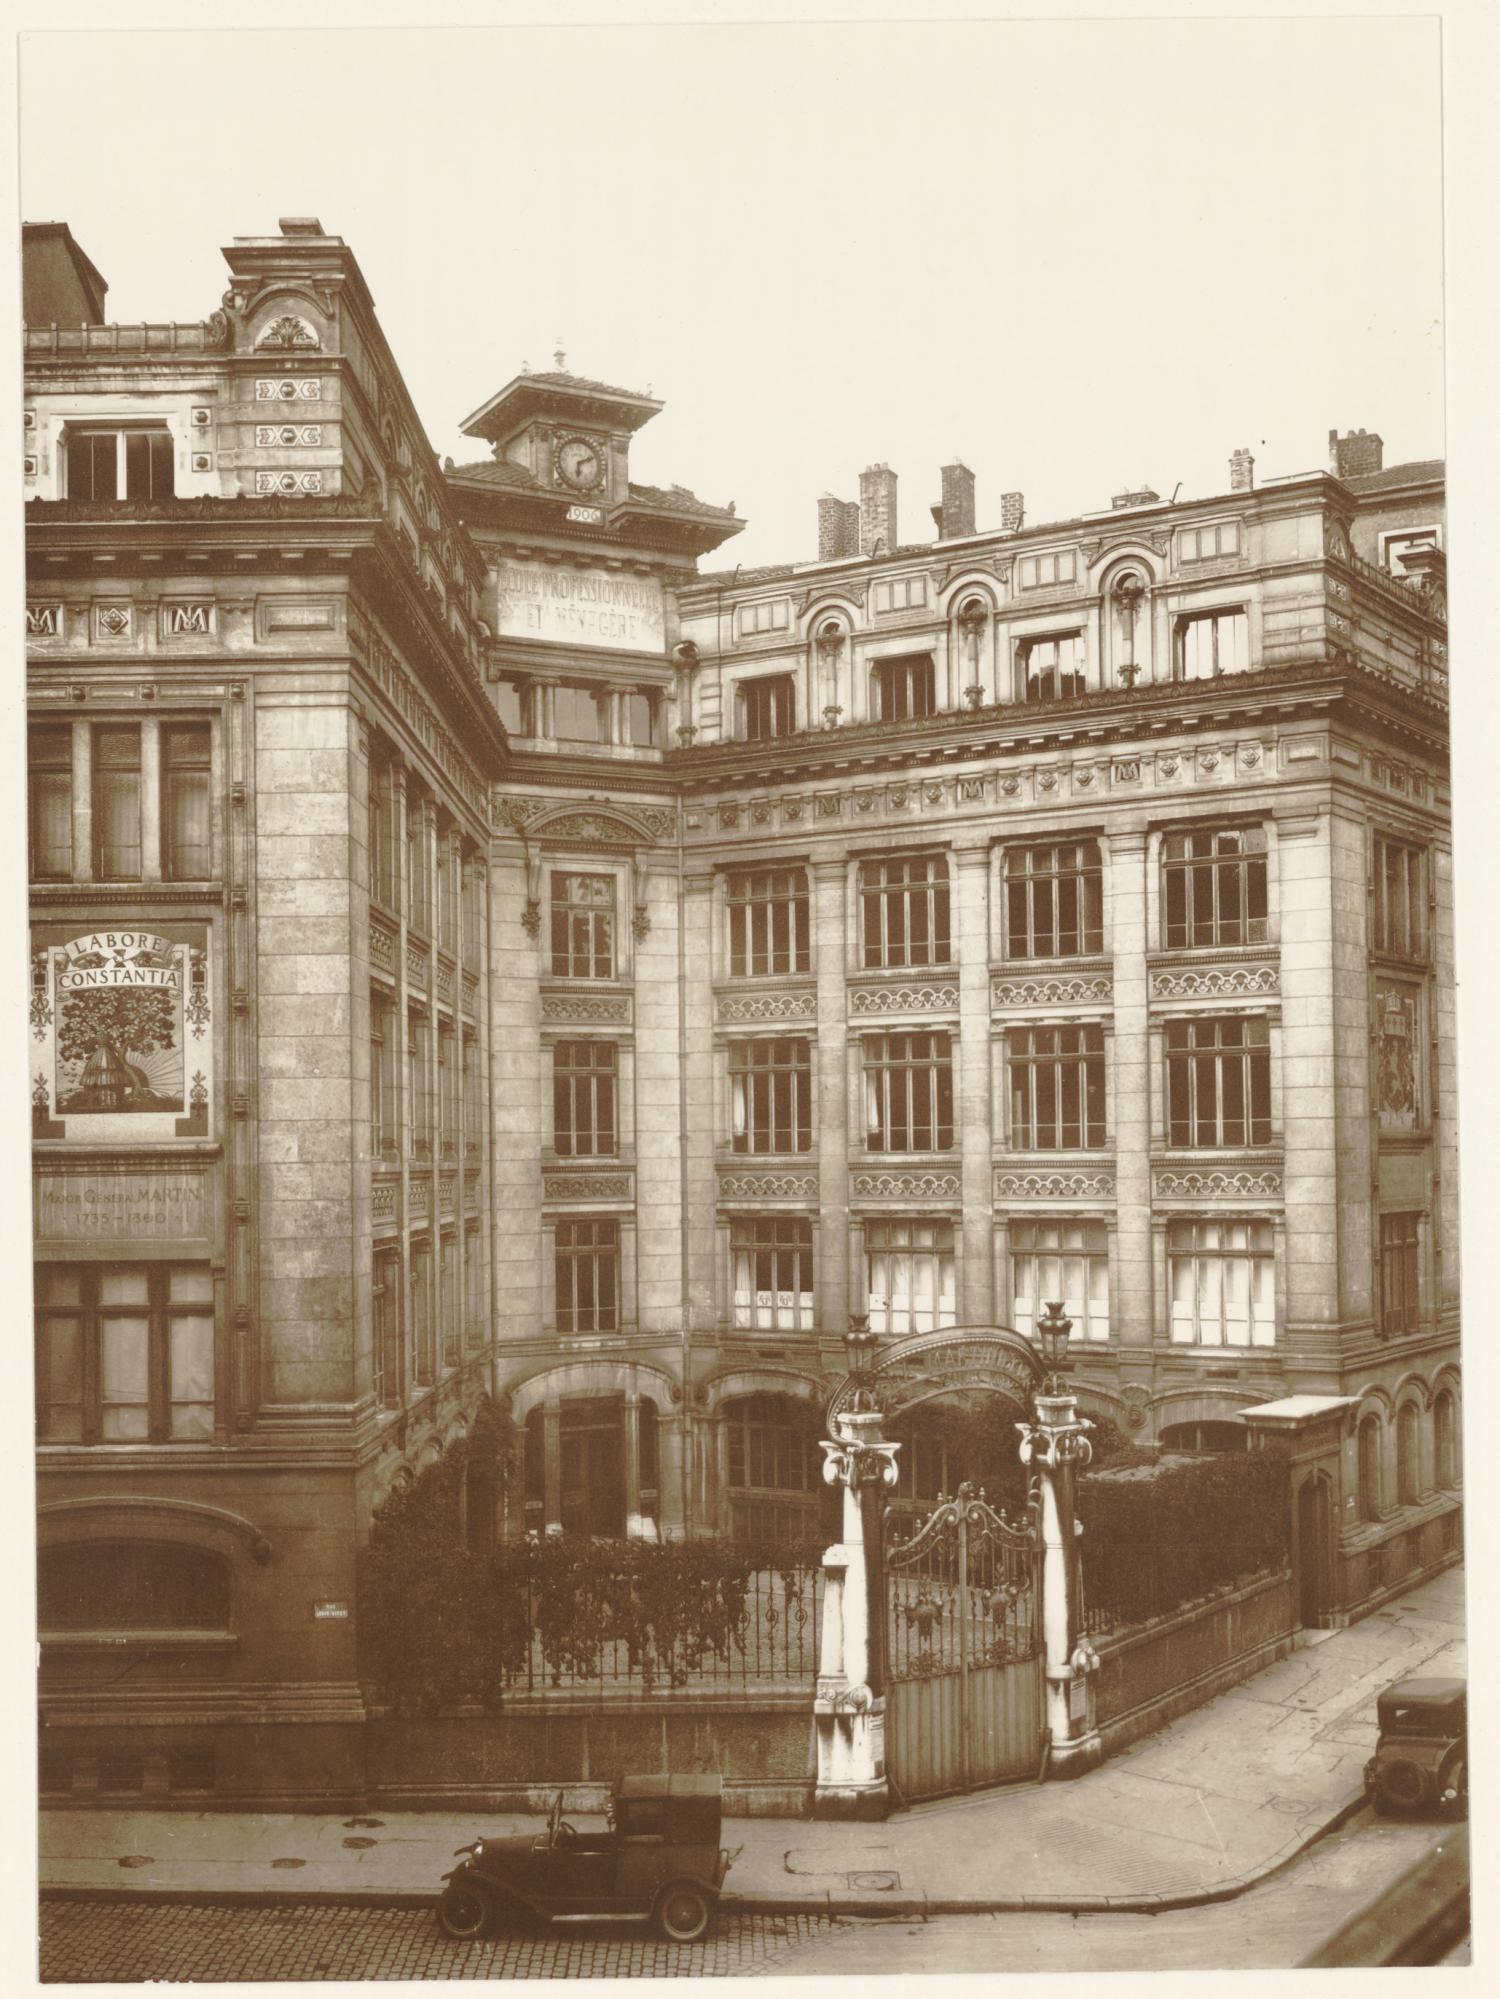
[991,973,1113,1007]
[994,1170,1116,1200]
[849,982,959,1015]
[717,1169,819,1201]
[851,1169,961,1200]
[1149,964,1279,999]
[255,377,322,400]
[716,987,817,1024]
[1152,1168,1283,1198]
[543,1171,631,1201]
[541,990,631,1025]
[369,918,397,977]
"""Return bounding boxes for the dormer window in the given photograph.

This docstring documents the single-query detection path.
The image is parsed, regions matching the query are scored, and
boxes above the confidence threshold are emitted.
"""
[65,428,174,502]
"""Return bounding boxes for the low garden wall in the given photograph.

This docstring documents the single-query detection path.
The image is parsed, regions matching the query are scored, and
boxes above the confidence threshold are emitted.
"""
[1091,1567,1297,1758]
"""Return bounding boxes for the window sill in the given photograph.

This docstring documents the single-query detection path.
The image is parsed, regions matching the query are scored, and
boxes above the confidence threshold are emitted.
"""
[40,1629,238,1653]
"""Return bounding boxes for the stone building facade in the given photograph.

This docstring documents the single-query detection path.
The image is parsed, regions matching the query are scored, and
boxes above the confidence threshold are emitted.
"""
[28,215,1459,1809]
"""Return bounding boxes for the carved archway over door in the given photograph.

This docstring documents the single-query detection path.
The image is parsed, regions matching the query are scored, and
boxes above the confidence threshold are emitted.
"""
[826,1325,1044,1429]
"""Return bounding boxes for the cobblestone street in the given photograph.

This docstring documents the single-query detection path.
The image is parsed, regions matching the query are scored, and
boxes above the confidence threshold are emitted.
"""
[39,1903,851,1983]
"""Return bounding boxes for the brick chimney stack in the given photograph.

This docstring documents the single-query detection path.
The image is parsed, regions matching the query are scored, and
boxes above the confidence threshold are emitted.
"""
[1111,484,1161,510]
[1329,428,1384,481]
[859,463,899,557]
[933,461,975,541]
[1001,491,1025,533]
[817,494,861,561]
[1230,448,1255,493]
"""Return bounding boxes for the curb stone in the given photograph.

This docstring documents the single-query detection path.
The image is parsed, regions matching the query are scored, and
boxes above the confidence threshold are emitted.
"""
[38,1789,1368,1921]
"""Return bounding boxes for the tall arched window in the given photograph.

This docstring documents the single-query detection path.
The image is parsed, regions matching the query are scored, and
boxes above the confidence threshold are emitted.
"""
[39,1541,231,1632]
[1434,1390,1459,1489]
[1358,1414,1382,1522]
[722,1393,826,1543]
[1396,1401,1421,1507]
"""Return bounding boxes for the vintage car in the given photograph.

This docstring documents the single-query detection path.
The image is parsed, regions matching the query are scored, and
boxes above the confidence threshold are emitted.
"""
[1364,1676,1466,1817]
[436,1774,732,1942]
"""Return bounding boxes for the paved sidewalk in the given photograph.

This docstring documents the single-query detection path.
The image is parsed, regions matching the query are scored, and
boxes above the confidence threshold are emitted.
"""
[41,1564,1464,1917]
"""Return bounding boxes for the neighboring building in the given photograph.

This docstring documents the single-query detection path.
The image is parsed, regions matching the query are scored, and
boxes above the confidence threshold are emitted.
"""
[28,215,1459,1810]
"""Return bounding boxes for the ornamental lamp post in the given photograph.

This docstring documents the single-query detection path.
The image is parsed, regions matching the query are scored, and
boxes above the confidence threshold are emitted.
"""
[1018,1302,1103,1777]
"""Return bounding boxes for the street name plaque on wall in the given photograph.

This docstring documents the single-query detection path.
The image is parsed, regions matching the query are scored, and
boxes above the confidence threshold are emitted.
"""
[493,557,664,652]
[34,1166,207,1241]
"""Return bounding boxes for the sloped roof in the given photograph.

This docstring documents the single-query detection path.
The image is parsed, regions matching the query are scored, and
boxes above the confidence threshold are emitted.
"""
[446,461,736,522]
[1347,458,1445,492]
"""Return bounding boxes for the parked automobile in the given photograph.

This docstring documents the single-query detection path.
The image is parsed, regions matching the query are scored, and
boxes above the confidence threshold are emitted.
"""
[1364,1676,1466,1817]
[436,1774,732,1942]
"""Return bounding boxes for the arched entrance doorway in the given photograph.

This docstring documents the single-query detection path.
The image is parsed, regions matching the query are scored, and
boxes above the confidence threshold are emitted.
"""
[828,1326,1047,1802]
[1296,1474,1334,1627]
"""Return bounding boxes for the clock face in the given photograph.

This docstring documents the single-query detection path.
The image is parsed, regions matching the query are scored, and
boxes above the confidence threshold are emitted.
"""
[556,435,605,493]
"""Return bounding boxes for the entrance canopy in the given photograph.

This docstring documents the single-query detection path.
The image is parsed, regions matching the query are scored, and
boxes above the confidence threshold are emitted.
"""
[826,1325,1043,1427]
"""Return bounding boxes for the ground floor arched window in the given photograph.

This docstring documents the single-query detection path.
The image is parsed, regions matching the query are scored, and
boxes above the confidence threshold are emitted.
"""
[523,1394,660,1538]
[1434,1389,1459,1490]
[1358,1413,1383,1522]
[723,1393,829,1544]
[1396,1400,1421,1507]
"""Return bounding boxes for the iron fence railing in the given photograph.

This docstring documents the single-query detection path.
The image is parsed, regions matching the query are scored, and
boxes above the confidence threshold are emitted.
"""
[506,1562,824,1697]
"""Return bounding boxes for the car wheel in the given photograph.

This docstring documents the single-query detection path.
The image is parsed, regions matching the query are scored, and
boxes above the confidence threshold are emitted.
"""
[437,1879,492,1940]
[656,1881,713,1944]
[1376,1758,1430,1815]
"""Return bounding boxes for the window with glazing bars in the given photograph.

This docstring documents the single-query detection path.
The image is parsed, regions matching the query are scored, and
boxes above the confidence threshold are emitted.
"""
[871,653,936,720]
[1166,1016,1271,1146]
[727,867,810,977]
[1019,632,1086,702]
[553,1041,618,1157]
[405,800,431,935]
[863,1032,954,1151]
[35,1262,214,1443]
[1010,1219,1110,1343]
[1178,609,1249,678]
[730,1219,815,1330]
[370,990,398,1160]
[372,1249,400,1406]
[551,873,615,978]
[555,1218,619,1333]
[368,757,396,910]
[1168,1219,1275,1346]
[464,1227,483,1347]
[730,1039,811,1152]
[28,724,73,880]
[861,854,951,968]
[409,1239,433,1382]
[1373,836,1425,959]
[1009,1025,1106,1148]
[162,722,211,879]
[65,428,174,502]
[92,724,141,879]
[1005,842,1103,959]
[1162,826,1267,947]
[462,1032,481,1158]
[741,674,795,740]
[1380,1212,1421,1334]
[441,1233,460,1368]
[408,1013,431,1155]
[866,1219,956,1336]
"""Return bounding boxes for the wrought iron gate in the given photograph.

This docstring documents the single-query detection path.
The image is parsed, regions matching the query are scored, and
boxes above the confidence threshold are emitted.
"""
[884,1483,1043,1801]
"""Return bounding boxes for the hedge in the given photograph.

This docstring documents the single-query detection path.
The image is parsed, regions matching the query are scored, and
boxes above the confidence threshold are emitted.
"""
[1077,1446,1290,1628]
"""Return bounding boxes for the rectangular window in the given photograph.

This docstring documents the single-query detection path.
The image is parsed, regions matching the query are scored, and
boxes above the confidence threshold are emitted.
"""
[1373,836,1425,960]
[462,1032,481,1158]
[1011,1220,1110,1344]
[437,835,459,958]
[28,723,73,881]
[1162,826,1268,948]
[372,1248,400,1407]
[162,722,211,879]
[92,724,142,880]
[464,1227,483,1347]
[551,872,615,978]
[1019,631,1086,702]
[1168,1219,1275,1347]
[406,804,431,936]
[408,1013,430,1156]
[409,1239,432,1382]
[872,575,929,613]
[727,866,810,978]
[861,854,951,969]
[1179,609,1249,678]
[737,599,790,636]
[1005,842,1104,959]
[368,758,396,910]
[741,674,796,741]
[866,1220,956,1337]
[730,1217,815,1331]
[871,653,936,720]
[493,677,528,736]
[864,1032,954,1152]
[441,1233,460,1368]
[554,685,604,744]
[438,1025,456,1159]
[461,855,483,969]
[370,991,397,1160]
[1166,1016,1272,1147]
[556,1218,619,1333]
[35,1262,214,1444]
[626,692,656,747]
[1380,1213,1421,1334]
[66,428,174,502]
[1009,1025,1107,1149]
[731,1039,812,1153]
[1179,520,1242,563]
[1016,550,1077,590]
[553,1041,618,1157]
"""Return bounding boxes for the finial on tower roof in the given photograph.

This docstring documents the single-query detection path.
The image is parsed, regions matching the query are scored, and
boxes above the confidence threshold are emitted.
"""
[554,338,566,372]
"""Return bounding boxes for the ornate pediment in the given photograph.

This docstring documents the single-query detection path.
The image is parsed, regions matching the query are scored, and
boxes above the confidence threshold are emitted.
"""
[498,796,675,846]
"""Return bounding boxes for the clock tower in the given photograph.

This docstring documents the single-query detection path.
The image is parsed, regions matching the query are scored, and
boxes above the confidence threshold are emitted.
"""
[456,360,664,510]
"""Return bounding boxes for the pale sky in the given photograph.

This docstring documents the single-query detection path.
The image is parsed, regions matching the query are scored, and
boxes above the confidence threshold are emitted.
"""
[19,18,1444,568]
